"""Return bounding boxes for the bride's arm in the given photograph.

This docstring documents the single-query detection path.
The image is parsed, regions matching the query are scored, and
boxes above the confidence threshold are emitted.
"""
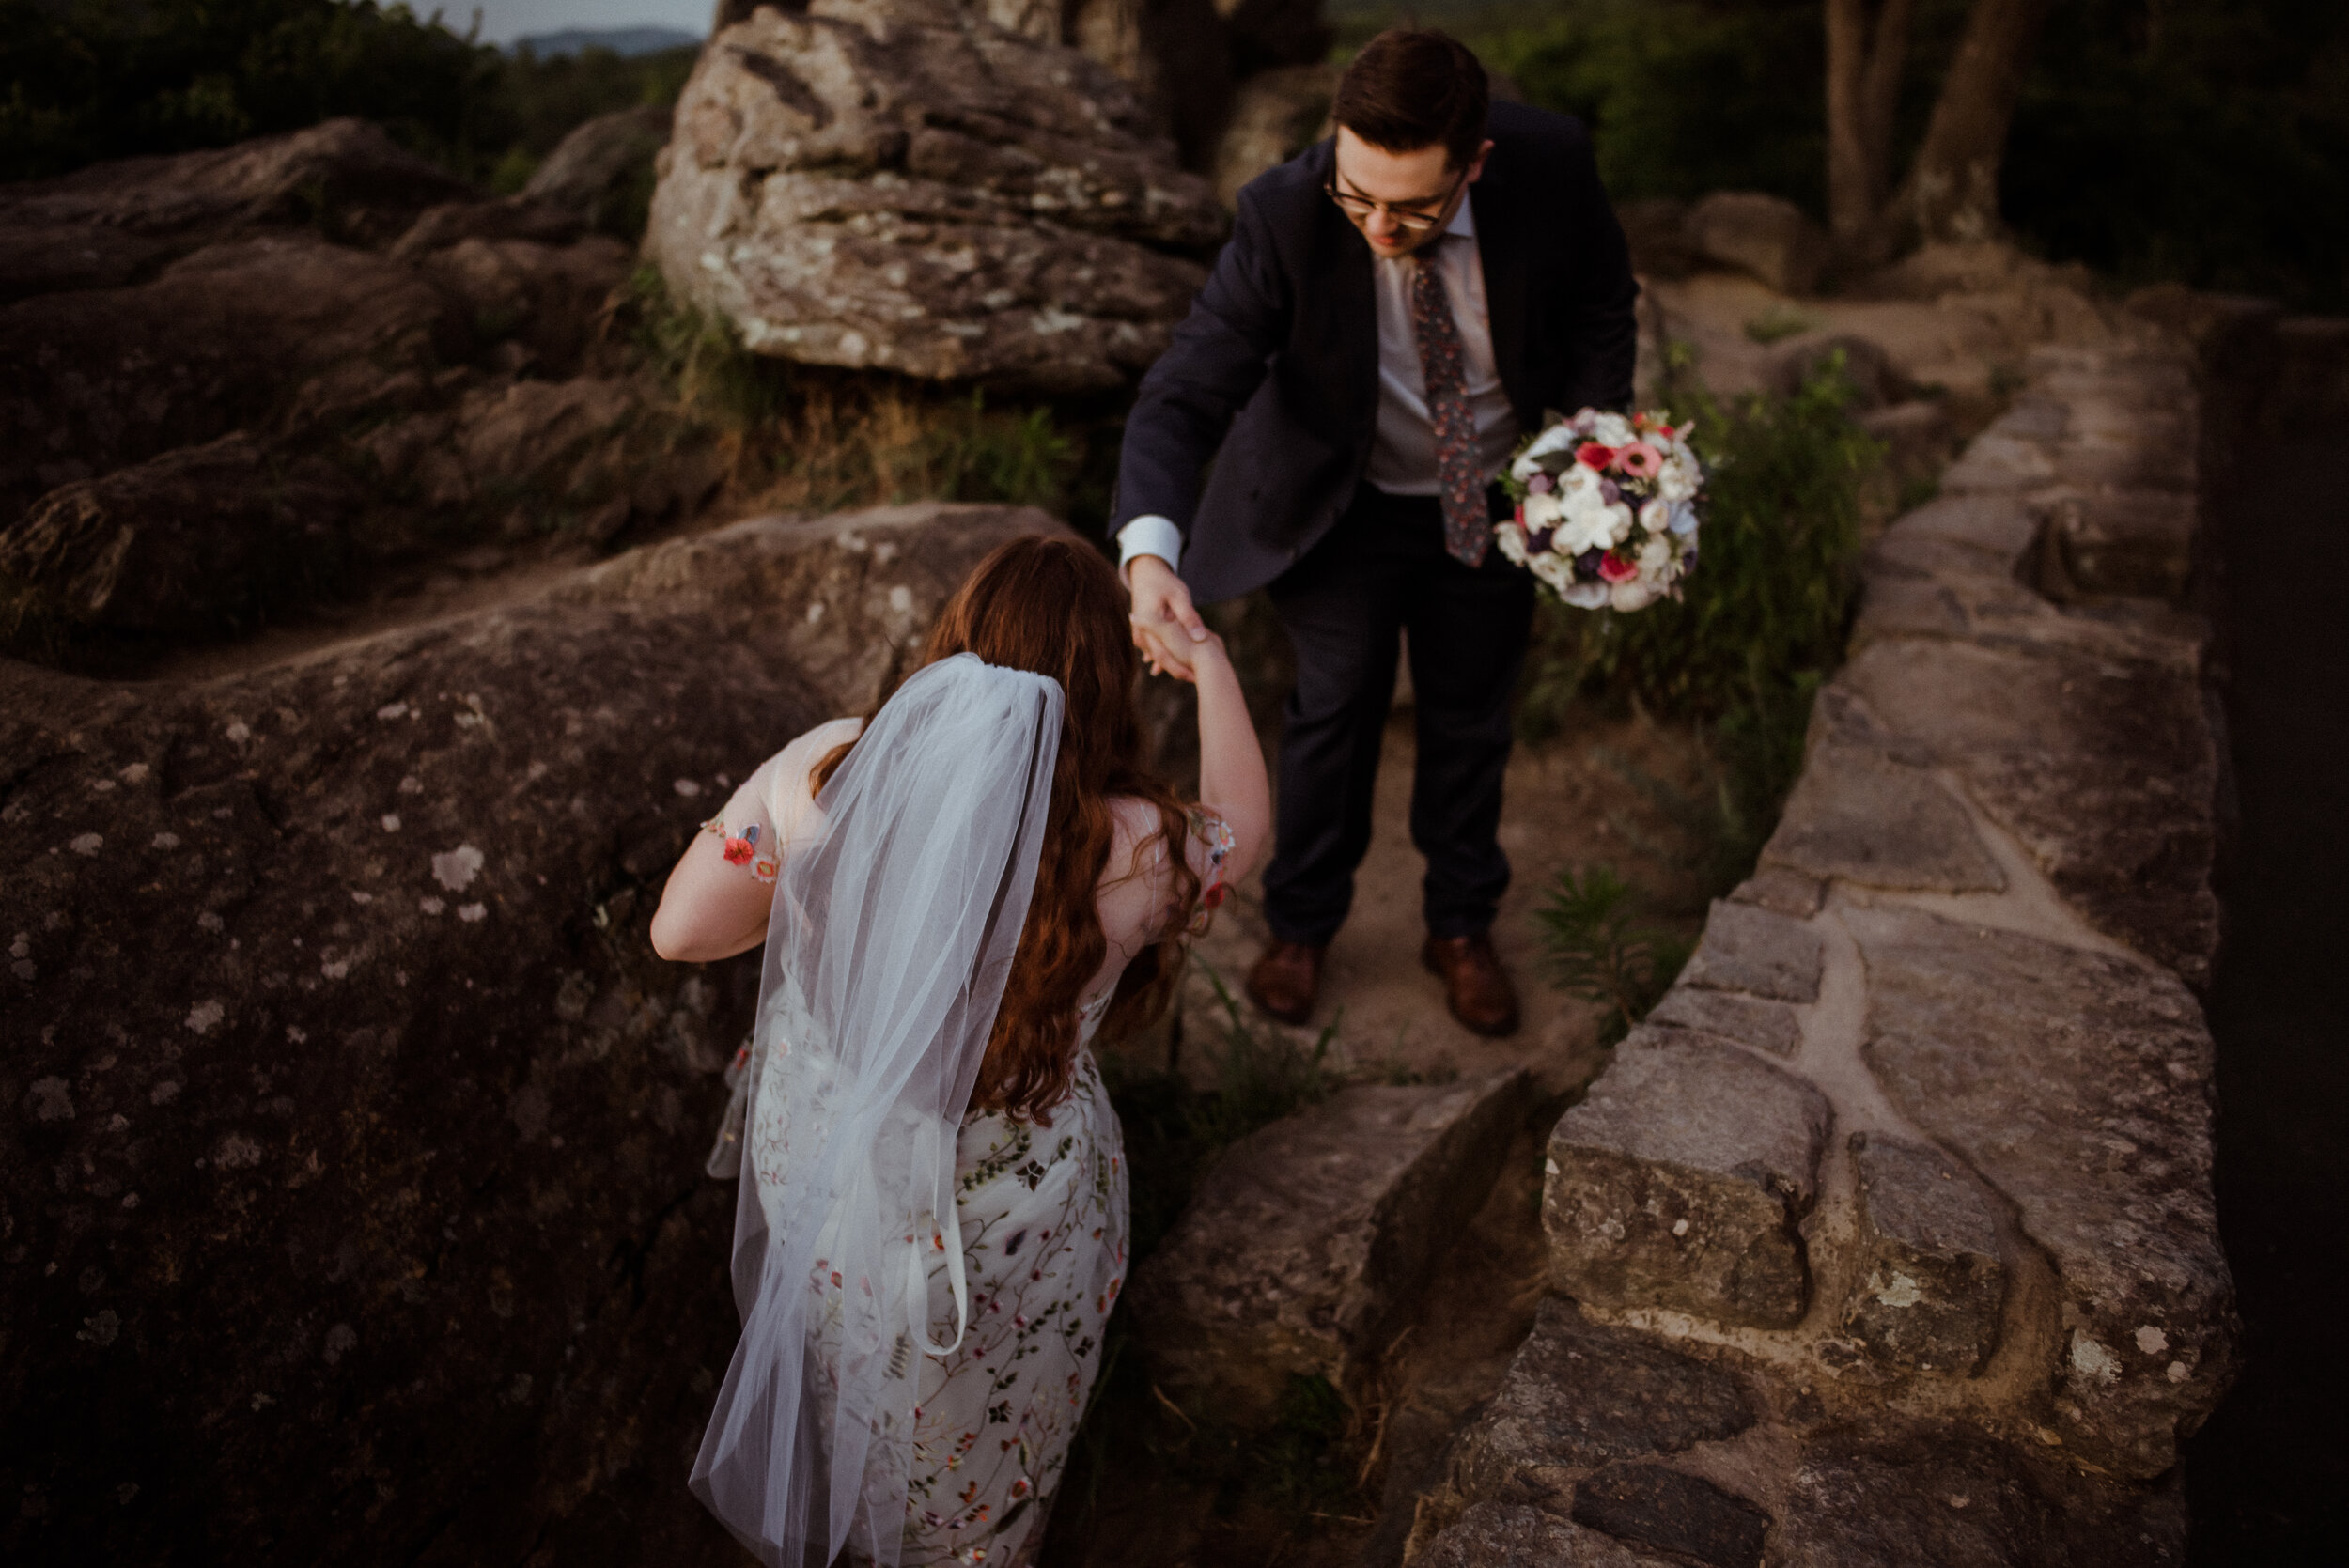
[649,718,858,962]
[1189,631,1270,884]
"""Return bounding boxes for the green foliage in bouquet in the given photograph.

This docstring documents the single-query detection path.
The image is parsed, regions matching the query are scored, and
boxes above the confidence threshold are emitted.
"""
[1534,862,1690,1046]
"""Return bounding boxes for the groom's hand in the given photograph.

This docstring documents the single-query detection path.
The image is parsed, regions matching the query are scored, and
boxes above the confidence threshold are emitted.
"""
[1128,554,1207,681]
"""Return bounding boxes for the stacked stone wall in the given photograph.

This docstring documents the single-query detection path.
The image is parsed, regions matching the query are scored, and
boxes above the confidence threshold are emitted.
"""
[1408,341,2236,1561]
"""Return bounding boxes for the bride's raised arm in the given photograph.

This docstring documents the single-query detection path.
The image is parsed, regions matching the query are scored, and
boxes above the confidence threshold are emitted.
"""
[648,717,862,962]
[1188,629,1271,890]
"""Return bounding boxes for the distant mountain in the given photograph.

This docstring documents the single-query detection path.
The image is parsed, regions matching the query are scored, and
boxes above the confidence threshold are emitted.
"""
[510,26,703,59]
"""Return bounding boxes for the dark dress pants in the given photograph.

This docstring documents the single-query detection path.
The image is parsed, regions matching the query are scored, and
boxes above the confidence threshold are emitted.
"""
[1260,482,1536,946]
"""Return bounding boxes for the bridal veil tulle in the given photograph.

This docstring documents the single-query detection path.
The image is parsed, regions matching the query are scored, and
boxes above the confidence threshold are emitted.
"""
[691,654,1063,1566]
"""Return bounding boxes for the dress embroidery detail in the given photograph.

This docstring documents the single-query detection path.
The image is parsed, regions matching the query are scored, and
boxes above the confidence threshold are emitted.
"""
[700,816,780,882]
[1186,807,1237,935]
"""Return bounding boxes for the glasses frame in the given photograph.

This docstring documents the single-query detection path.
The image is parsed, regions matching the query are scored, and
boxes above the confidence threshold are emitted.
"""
[1323,168,1468,234]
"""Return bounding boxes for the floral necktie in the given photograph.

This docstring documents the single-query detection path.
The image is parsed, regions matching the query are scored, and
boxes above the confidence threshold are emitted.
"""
[1407,245,1491,567]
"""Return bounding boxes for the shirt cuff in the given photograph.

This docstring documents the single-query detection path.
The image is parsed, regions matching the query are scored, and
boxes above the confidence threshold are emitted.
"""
[1115,515,1183,580]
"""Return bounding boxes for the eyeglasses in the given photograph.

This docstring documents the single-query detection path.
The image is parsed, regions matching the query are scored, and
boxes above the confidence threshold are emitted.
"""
[1324,172,1464,232]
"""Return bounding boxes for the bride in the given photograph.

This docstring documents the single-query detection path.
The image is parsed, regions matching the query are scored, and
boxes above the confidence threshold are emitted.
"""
[649,536,1268,1566]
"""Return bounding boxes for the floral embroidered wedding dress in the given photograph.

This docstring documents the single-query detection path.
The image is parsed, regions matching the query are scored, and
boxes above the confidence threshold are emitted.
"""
[749,991,1127,1566]
[718,716,1234,1566]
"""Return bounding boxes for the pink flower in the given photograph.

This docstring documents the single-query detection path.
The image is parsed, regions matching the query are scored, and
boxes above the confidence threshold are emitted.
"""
[1576,442,1615,470]
[1617,442,1663,478]
[1598,552,1640,583]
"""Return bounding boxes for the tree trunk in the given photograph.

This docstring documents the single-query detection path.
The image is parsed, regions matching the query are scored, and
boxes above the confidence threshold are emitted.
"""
[1825,0,1913,259]
[1889,0,2056,244]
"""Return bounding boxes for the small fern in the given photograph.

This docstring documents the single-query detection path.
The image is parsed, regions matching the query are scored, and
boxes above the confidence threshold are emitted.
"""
[1535,864,1690,1045]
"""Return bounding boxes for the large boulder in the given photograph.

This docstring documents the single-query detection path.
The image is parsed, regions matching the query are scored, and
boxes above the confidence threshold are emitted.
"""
[524,105,677,236]
[1125,1069,1532,1423]
[0,118,474,305]
[0,434,365,642]
[1685,191,1829,297]
[645,0,1225,393]
[0,233,453,526]
[0,501,1065,1565]
[1211,62,1337,209]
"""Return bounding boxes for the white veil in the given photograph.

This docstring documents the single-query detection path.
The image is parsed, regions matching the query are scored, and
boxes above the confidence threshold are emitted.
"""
[691,653,1065,1567]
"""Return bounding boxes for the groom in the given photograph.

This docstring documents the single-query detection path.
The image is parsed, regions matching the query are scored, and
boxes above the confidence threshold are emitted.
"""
[1114,28,1639,1036]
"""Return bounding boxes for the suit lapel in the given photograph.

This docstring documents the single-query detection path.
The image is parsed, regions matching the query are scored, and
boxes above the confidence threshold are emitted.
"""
[1304,138,1381,442]
[1470,160,1536,426]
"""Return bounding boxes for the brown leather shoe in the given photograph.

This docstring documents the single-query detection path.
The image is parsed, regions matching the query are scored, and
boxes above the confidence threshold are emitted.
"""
[1245,939,1326,1027]
[1422,932,1521,1037]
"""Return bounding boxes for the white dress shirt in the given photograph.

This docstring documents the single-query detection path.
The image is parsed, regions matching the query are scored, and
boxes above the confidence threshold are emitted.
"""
[1118,194,1518,575]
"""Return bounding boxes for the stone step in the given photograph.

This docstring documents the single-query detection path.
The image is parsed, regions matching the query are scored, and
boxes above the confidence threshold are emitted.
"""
[1543,1029,1831,1328]
[1125,1067,1535,1425]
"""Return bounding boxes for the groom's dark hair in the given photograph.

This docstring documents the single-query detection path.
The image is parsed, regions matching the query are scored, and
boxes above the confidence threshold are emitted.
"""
[1332,27,1491,171]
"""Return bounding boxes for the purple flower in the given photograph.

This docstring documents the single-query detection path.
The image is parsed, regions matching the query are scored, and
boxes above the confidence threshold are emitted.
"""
[1528,527,1554,554]
[1574,548,1605,582]
[1528,473,1553,495]
[1598,478,1621,505]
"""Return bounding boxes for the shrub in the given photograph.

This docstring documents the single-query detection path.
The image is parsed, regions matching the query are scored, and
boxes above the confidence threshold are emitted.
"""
[1517,354,1877,736]
[623,266,1093,520]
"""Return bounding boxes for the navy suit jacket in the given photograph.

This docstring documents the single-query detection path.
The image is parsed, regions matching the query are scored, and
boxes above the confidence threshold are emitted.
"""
[1112,101,1641,605]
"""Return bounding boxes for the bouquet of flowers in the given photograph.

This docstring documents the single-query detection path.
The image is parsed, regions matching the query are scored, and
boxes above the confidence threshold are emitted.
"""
[1495,408,1705,612]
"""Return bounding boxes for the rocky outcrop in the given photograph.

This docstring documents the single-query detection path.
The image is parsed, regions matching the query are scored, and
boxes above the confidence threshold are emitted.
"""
[524,104,676,235]
[1210,61,1337,209]
[0,119,722,660]
[1127,1069,1533,1423]
[1427,339,2232,1564]
[1685,192,1830,296]
[0,501,1064,1566]
[645,0,1225,394]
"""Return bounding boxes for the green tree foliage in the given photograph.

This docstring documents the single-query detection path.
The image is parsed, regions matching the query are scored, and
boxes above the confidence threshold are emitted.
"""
[0,0,697,188]
[2003,0,2349,306]
[1341,0,2347,308]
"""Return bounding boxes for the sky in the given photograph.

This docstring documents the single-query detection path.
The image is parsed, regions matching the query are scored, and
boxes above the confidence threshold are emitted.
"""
[427,0,710,49]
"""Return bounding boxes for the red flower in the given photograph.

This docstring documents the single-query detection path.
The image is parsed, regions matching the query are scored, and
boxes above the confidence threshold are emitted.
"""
[1576,442,1616,470]
[1598,552,1640,583]
[1203,882,1228,908]
[723,836,754,865]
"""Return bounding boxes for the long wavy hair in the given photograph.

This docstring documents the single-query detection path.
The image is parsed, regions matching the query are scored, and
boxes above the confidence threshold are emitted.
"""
[812,535,1201,1122]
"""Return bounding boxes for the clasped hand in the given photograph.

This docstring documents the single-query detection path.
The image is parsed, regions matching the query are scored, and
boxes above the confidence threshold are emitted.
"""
[1127,554,1211,682]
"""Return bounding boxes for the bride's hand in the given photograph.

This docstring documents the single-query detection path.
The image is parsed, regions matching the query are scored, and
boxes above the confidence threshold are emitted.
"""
[1134,618,1222,683]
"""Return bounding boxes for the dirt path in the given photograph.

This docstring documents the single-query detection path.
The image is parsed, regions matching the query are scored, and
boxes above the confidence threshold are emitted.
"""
[1159,706,1711,1099]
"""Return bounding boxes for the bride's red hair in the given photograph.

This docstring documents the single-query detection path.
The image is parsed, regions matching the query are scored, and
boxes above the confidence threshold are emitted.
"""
[812,534,1200,1121]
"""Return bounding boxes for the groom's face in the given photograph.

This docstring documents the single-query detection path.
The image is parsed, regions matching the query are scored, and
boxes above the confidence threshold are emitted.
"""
[1331,128,1493,260]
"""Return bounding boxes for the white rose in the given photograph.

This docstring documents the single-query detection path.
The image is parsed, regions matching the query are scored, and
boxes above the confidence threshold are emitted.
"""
[1638,536,1672,574]
[1601,501,1636,547]
[1496,523,1528,566]
[1521,424,1579,465]
[1639,498,1672,535]
[1531,552,1574,593]
[1610,581,1656,612]
[1563,581,1611,609]
[1557,462,1600,501]
[1523,490,1565,530]
[1593,412,1634,447]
